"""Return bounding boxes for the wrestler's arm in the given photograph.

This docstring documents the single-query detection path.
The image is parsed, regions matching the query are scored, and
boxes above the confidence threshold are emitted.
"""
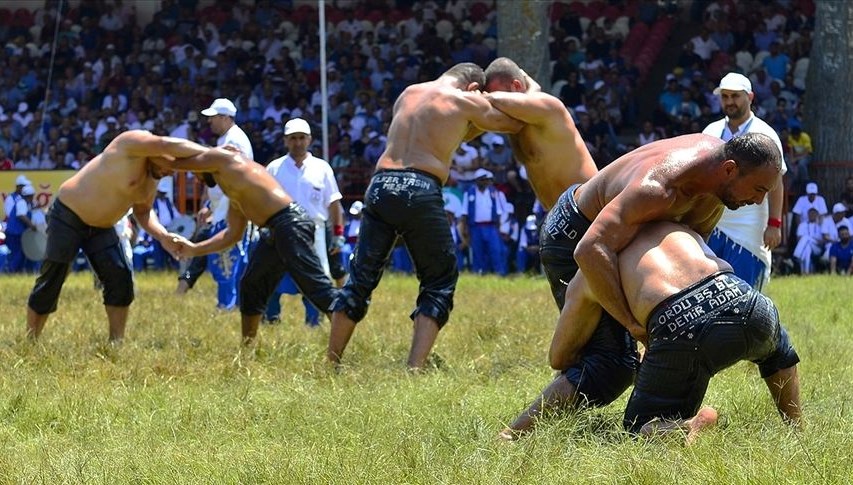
[117,130,208,159]
[178,205,248,257]
[691,204,724,241]
[132,196,179,255]
[549,271,603,370]
[574,184,675,342]
[459,92,524,134]
[763,365,803,428]
[166,146,232,173]
[484,91,560,125]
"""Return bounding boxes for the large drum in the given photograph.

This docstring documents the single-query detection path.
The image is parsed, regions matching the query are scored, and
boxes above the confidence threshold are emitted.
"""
[21,229,48,261]
[167,214,197,239]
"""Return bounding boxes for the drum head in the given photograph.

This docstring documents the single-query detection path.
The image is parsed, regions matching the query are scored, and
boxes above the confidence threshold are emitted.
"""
[21,229,47,261]
[167,214,196,239]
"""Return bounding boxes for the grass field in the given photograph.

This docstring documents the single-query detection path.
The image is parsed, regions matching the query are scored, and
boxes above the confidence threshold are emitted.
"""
[0,271,851,483]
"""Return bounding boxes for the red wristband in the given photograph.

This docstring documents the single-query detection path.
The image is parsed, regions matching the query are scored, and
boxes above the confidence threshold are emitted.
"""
[334,225,344,236]
[767,217,782,228]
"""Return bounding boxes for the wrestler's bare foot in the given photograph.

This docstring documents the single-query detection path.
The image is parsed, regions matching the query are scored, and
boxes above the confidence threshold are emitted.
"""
[497,427,525,442]
[685,406,719,446]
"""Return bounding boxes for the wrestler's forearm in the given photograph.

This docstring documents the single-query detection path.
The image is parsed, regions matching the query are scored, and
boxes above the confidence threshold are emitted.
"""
[159,136,210,158]
[189,229,242,256]
[575,245,644,340]
[134,208,170,241]
[764,366,802,428]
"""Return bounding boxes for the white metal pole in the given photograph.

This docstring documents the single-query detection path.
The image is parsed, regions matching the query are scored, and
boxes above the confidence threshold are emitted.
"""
[319,0,329,162]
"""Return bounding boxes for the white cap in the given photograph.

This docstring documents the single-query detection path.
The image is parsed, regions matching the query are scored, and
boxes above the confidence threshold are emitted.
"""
[474,168,494,180]
[21,185,35,196]
[833,202,847,214]
[284,118,311,136]
[806,182,818,194]
[593,80,605,91]
[18,102,28,113]
[525,214,537,231]
[106,116,117,124]
[201,98,237,117]
[714,73,752,95]
[349,200,364,215]
[492,137,505,146]
[15,174,31,185]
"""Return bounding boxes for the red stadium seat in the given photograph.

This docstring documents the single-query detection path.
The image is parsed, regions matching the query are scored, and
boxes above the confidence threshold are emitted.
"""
[13,8,34,28]
[469,2,489,23]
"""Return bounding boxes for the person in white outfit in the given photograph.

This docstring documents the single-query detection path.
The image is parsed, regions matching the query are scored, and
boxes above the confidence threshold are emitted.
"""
[702,73,786,290]
[176,98,254,307]
[264,118,344,326]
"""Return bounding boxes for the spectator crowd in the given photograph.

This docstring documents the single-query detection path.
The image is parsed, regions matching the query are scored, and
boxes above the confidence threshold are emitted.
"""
[1,0,849,277]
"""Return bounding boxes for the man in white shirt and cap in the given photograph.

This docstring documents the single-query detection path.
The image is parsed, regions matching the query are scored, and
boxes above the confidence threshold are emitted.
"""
[264,118,344,326]
[702,72,786,290]
[4,174,30,221]
[176,98,255,305]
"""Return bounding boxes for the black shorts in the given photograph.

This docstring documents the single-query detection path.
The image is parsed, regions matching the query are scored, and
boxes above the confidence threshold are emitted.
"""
[562,310,639,407]
[539,184,590,309]
[28,198,134,313]
[240,203,337,316]
[623,272,801,432]
[332,169,457,326]
[541,185,638,405]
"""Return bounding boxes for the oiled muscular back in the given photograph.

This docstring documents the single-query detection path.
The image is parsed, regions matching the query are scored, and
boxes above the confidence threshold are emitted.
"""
[56,137,159,228]
[575,134,724,234]
[509,97,598,209]
[618,222,733,325]
[204,148,294,226]
[377,81,473,182]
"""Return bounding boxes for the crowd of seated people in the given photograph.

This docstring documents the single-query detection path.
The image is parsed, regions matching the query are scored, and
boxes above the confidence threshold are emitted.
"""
[0,0,845,278]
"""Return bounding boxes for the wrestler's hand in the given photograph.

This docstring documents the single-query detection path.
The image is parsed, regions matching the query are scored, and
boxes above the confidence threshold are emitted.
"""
[763,225,782,249]
[163,233,194,258]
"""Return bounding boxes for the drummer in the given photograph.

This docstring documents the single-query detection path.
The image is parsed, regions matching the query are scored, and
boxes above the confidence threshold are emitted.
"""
[4,184,40,273]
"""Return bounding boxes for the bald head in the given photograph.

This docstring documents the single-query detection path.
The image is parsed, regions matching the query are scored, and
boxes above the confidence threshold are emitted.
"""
[484,57,526,91]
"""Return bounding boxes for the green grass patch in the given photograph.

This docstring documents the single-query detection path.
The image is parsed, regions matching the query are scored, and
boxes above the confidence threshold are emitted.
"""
[0,272,849,483]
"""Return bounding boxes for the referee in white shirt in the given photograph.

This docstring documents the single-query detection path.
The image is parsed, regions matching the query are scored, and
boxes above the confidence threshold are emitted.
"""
[177,98,254,295]
[265,118,345,324]
[702,73,786,290]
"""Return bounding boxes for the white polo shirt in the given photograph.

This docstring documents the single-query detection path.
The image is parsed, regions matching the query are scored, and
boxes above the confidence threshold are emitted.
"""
[213,123,253,222]
[702,114,785,269]
[217,123,254,160]
[266,152,342,221]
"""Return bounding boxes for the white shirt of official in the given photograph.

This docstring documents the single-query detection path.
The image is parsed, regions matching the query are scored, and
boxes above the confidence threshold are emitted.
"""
[266,152,342,275]
[702,113,786,271]
[212,122,254,225]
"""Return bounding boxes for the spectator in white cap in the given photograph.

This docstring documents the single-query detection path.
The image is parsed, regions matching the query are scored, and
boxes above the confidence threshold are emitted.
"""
[702,71,786,290]
[263,117,345,326]
[4,183,40,272]
[200,98,253,159]
[460,168,508,275]
[4,174,31,221]
[176,97,254,298]
[791,182,828,228]
[821,203,853,249]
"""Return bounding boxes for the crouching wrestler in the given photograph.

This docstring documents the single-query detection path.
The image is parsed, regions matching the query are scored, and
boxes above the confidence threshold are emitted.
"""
[502,222,802,444]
